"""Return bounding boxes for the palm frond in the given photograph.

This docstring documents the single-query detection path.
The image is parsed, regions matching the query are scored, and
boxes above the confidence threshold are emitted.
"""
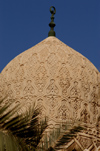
[54,125,84,150]
[0,97,20,126]
[0,97,48,150]
[0,130,20,151]
[0,97,84,151]
[43,122,84,151]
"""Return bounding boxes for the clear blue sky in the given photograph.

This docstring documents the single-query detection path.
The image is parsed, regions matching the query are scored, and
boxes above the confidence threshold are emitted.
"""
[0,0,100,72]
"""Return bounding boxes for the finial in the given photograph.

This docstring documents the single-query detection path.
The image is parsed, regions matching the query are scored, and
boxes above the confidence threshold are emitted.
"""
[48,6,56,37]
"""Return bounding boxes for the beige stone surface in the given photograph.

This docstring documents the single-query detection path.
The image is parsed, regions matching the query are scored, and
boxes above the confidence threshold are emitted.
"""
[0,36,100,149]
[0,36,100,122]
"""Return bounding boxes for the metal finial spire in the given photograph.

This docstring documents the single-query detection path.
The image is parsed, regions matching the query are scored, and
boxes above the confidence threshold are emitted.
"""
[48,6,56,37]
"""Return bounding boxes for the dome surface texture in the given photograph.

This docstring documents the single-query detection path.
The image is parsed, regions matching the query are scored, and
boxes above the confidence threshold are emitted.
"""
[0,37,100,149]
[0,36,100,122]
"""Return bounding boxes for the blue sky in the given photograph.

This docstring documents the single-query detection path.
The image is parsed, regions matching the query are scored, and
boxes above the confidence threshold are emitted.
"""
[0,0,100,72]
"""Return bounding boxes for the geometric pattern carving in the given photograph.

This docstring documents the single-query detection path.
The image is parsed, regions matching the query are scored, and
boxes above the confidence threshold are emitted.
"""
[34,63,48,92]
[23,80,35,95]
[46,79,59,95]
[57,99,71,121]
[59,64,71,96]
[77,135,93,149]
[80,103,90,124]
[0,36,100,148]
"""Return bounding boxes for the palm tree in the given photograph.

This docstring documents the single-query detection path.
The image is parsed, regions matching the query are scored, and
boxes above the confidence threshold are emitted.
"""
[42,122,84,151]
[0,97,84,151]
[50,125,83,150]
[0,97,47,151]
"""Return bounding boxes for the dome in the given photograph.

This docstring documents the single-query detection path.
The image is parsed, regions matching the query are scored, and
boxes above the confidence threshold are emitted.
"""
[0,36,100,126]
[0,36,100,149]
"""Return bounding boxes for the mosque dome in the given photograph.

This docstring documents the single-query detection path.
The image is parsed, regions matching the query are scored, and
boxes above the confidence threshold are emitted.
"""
[0,6,100,150]
[0,36,100,126]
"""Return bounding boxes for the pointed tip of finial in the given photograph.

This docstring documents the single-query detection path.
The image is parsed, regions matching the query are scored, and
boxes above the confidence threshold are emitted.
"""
[48,6,56,37]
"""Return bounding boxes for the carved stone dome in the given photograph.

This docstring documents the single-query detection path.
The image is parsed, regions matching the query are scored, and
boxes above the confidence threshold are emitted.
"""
[0,36,100,127]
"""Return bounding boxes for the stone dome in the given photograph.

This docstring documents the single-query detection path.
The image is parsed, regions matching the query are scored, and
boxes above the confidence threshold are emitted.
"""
[0,36,100,126]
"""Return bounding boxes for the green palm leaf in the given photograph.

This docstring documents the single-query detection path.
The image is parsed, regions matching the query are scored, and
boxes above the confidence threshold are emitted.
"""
[54,125,83,150]
[43,122,84,151]
[0,131,20,151]
[0,97,84,151]
[0,97,48,151]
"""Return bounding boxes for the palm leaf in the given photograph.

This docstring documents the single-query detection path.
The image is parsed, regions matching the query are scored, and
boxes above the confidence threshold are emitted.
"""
[0,131,20,151]
[0,97,84,151]
[0,97,48,150]
[54,125,84,150]
[42,122,84,151]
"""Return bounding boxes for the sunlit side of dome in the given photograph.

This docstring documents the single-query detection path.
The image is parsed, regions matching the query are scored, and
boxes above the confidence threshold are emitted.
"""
[0,36,100,125]
[0,36,100,150]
